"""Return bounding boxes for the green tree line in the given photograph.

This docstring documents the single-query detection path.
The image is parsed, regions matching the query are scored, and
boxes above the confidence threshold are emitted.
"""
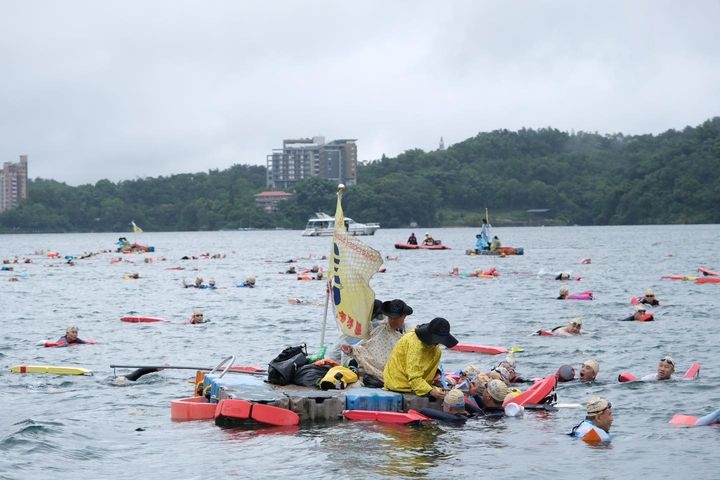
[2,117,719,233]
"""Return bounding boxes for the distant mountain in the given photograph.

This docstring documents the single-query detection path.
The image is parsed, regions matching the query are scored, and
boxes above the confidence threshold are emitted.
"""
[2,118,718,233]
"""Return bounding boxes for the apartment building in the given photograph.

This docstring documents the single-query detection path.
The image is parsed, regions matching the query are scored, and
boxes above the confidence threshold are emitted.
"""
[0,155,28,213]
[266,137,357,189]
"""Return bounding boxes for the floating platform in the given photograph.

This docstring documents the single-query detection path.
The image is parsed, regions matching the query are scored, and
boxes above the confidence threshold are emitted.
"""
[173,373,442,424]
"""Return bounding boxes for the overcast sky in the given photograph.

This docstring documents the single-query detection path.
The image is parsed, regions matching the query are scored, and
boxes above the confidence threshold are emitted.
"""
[1,1,718,185]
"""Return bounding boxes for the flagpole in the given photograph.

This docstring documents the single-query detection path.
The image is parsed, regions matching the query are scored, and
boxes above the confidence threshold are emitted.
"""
[319,279,330,347]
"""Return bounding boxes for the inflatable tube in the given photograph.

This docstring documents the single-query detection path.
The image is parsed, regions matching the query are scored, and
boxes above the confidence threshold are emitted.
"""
[503,374,556,407]
[171,396,218,421]
[618,372,637,382]
[535,330,555,336]
[631,296,639,305]
[661,275,699,281]
[696,277,720,284]
[394,243,450,250]
[343,409,430,424]
[214,399,299,426]
[568,291,593,300]
[121,316,167,323]
[296,275,313,280]
[165,266,185,270]
[10,365,92,375]
[698,267,719,276]
[669,414,720,427]
[451,343,507,355]
[682,363,701,379]
[417,408,467,424]
[47,252,60,258]
[44,340,96,347]
[637,314,654,322]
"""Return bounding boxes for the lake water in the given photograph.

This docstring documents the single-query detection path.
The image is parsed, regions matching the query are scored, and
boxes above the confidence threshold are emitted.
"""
[1,225,719,479]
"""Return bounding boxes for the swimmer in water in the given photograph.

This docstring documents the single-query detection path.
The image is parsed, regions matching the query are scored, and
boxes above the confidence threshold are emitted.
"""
[58,326,87,345]
[113,367,163,385]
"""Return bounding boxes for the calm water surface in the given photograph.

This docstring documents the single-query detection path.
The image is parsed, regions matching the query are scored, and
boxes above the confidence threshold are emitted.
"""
[1,226,719,479]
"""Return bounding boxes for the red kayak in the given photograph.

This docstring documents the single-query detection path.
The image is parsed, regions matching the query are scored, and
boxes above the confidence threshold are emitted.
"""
[121,316,168,323]
[394,243,450,250]
[343,409,430,424]
[451,343,507,355]
[504,374,556,407]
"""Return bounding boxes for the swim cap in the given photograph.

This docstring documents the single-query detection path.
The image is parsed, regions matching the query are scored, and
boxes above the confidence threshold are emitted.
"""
[587,396,610,416]
[556,365,575,382]
[560,287,569,295]
[486,379,509,402]
[583,359,599,375]
[443,388,466,408]
[645,288,655,296]
[247,277,256,285]
[462,364,481,377]
[571,318,582,326]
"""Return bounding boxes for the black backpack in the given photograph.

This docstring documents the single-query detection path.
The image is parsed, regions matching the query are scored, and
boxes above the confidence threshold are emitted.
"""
[293,364,331,387]
[267,345,308,385]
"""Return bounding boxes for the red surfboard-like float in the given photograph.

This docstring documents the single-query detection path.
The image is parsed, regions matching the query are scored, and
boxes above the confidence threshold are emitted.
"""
[450,343,507,355]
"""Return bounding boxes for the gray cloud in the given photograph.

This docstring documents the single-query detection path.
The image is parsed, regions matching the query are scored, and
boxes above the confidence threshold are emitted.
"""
[0,0,718,185]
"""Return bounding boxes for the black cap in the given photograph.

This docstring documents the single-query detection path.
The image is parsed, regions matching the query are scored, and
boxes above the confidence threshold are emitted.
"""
[415,317,458,348]
[381,299,413,318]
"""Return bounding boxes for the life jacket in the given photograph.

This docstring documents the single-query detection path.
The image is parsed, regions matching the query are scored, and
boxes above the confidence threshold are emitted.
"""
[319,366,358,390]
[570,420,610,443]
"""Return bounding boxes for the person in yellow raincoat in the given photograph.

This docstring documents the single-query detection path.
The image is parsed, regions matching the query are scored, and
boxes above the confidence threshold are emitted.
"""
[383,317,458,399]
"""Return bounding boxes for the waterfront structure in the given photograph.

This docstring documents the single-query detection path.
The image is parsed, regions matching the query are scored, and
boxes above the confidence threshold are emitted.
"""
[266,137,357,189]
[0,155,28,213]
[254,191,294,212]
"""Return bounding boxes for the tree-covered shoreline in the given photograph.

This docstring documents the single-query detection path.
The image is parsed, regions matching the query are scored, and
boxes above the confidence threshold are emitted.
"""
[2,118,719,233]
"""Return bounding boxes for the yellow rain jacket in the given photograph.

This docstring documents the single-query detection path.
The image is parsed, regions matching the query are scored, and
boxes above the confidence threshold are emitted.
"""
[383,330,441,396]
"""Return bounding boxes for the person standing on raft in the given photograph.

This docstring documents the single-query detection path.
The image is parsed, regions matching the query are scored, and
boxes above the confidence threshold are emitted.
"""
[383,317,458,400]
[570,396,613,443]
[407,233,418,245]
[422,233,435,246]
[341,299,413,388]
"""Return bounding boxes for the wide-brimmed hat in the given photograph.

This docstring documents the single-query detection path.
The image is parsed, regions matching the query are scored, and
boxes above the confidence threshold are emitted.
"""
[381,299,413,318]
[587,396,611,416]
[371,299,383,318]
[415,317,458,348]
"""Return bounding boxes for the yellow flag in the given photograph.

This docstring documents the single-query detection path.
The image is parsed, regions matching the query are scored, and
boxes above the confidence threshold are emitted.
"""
[330,186,382,339]
[131,221,143,234]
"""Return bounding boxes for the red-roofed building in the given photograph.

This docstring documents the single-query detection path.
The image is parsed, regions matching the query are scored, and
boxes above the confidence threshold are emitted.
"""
[254,191,294,212]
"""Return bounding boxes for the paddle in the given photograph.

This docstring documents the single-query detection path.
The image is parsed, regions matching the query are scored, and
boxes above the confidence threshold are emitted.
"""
[109,364,266,375]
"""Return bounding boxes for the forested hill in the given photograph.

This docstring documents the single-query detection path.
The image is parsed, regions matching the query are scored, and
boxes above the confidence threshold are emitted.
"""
[1,118,719,233]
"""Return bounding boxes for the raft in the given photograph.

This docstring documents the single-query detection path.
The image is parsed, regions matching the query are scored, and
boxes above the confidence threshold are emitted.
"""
[172,371,443,427]
[395,243,450,250]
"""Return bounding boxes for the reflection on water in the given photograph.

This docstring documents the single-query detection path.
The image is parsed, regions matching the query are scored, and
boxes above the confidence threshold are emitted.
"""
[1,225,720,479]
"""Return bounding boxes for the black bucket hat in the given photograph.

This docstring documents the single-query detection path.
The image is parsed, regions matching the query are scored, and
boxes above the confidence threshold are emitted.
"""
[415,317,458,348]
[381,299,413,318]
[371,299,383,318]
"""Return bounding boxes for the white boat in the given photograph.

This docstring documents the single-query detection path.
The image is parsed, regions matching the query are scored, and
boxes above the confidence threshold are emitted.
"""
[302,212,380,236]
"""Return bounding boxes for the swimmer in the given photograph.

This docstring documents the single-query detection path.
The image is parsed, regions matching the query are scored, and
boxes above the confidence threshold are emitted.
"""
[556,365,576,382]
[238,276,256,288]
[638,288,660,306]
[623,304,652,321]
[469,379,508,415]
[556,272,571,280]
[113,367,163,385]
[551,318,583,336]
[570,396,613,442]
[557,286,569,299]
[58,326,87,345]
[579,359,599,382]
[640,356,676,381]
[189,309,205,324]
